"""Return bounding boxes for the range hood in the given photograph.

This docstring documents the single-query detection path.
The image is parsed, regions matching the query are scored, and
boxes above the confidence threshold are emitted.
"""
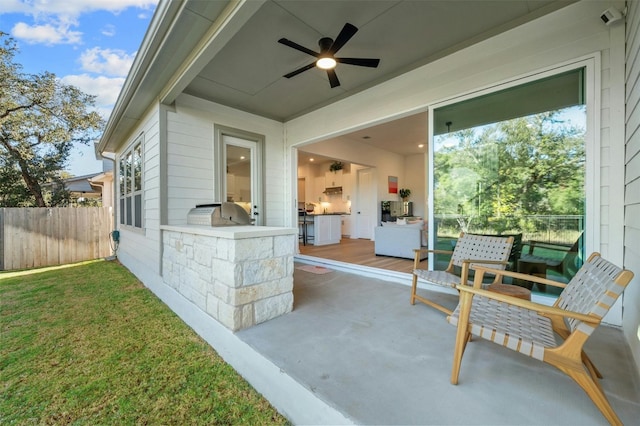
[323,186,343,195]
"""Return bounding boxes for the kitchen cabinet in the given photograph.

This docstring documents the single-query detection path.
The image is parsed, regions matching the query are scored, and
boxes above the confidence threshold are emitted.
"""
[313,215,341,246]
[325,170,343,188]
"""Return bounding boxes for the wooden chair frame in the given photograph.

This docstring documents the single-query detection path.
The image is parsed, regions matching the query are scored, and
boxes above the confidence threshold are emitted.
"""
[449,253,634,425]
[410,232,514,315]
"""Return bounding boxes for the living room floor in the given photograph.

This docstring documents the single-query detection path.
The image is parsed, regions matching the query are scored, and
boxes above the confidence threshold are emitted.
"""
[298,237,415,273]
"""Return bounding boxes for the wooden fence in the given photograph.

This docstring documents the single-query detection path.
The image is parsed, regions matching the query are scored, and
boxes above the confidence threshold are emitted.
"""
[0,207,113,271]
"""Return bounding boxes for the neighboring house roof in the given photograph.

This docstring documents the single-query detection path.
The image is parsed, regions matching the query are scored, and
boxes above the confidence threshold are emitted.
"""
[88,171,113,185]
[64,174,102,194]
[41,171,113,201]
[98,0,575,153]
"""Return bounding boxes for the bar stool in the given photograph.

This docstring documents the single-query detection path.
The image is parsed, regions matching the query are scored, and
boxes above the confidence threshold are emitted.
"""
[298,212,313,245]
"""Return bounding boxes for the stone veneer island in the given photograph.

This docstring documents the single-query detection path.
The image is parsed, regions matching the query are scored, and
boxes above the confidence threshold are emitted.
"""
[161,225,297,331]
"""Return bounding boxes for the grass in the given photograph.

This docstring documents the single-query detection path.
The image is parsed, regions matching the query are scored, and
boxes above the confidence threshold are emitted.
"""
[0,260,288,425]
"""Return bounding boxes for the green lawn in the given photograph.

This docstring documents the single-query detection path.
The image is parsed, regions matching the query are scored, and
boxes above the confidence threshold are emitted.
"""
[0,260,288,425]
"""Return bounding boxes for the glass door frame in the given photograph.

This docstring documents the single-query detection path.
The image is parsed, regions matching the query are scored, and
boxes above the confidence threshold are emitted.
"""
[427,56,599,271]
[214,125,265,225]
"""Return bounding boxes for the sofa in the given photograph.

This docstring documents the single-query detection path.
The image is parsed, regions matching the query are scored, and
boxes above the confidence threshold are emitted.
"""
[374,220,428,260]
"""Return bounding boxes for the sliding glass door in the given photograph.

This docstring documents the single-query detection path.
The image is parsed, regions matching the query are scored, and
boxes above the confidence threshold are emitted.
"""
[431,68,588,292]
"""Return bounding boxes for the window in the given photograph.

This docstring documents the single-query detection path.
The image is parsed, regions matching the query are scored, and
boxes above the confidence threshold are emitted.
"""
[119,137,143,228]
[431,67,588,292]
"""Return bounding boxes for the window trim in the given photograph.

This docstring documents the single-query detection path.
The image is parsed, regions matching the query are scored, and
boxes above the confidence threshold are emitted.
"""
[118,134,144,230]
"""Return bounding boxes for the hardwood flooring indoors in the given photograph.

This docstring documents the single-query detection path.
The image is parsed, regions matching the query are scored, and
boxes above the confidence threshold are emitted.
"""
[298,237,417,274]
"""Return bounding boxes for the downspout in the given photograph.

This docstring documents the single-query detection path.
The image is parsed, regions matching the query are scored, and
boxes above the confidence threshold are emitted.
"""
[99,151,119,259]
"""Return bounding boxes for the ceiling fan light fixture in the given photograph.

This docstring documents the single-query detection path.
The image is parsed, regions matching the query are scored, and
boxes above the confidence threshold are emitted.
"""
[316,56,337,70]
[279,23,379,87]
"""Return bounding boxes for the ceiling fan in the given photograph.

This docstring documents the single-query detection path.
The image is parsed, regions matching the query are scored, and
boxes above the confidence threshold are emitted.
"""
[278,23,380,88]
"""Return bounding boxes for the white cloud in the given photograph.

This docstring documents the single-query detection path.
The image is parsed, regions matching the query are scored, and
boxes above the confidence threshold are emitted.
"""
[4,0,157,45]
[101,24,116,37]
[79,47,135,77]
[60,74,125,119]
[11,21,82,45]
[1,0,157,17]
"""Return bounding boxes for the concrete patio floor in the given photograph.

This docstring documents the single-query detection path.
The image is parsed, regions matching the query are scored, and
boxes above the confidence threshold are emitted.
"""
[149,260,640,425]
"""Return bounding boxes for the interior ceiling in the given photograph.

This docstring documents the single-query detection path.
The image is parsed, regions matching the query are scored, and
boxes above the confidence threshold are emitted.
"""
[184,0,574,161]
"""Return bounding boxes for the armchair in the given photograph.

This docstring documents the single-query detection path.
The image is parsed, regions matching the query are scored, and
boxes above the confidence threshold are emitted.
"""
[448,253,634,425]
[410,233,514,315]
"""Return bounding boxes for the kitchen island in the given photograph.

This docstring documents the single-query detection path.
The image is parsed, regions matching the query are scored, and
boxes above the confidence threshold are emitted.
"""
[302,213,343,246]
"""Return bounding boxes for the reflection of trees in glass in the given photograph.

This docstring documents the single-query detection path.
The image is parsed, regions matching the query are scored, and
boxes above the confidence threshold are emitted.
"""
[126,153,133,194]
[134,145,142,191]
[119,161,126,194]
[435,109,585,233]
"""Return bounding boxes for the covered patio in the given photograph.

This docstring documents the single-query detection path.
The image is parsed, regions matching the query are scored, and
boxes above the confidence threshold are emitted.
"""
[95,1,640,422]
[151,258,640,424]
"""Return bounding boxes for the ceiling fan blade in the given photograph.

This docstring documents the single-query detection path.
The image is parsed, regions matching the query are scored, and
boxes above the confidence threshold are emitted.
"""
[327,69,340,88]
[283,62,316,79]
[336,57,380,68]
[278,38,319,57]
[329,23,358,54]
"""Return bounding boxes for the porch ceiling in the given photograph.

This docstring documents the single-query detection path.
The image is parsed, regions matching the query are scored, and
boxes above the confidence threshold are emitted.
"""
[182,0,574,123]
[101,0,578,154]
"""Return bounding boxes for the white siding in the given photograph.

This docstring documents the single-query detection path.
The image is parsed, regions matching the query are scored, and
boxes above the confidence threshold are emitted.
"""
[166,94,286,226]
[166,105,214,224]
[115,103,163,281]
[623,0,640,376]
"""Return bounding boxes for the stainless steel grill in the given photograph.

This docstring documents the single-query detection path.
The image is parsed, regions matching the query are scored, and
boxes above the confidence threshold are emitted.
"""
[187,202,252,226]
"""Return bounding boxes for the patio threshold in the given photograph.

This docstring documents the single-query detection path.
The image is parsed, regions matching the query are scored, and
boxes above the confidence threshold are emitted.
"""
[295,253,414,286]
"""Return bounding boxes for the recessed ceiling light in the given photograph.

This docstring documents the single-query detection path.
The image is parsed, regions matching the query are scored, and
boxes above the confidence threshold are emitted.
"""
[240,156,245,160]
[310,158,314,162]
[418,144,424,148]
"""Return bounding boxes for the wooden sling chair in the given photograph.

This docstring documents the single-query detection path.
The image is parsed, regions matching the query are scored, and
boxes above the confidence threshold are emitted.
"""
[410,232,514,315]
[449,252,634,425]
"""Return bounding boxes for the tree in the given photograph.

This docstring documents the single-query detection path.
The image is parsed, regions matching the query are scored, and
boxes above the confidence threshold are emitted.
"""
[0,33,104,207]
[434,109,585,233]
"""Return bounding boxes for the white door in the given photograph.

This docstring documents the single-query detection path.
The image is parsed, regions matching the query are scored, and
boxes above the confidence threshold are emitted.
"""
[222,135,262,225]
[355,168,374,239]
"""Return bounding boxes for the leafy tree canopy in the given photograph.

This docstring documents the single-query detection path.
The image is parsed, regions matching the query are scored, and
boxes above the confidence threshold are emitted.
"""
[0,32,104,207]
[434,109,585,232]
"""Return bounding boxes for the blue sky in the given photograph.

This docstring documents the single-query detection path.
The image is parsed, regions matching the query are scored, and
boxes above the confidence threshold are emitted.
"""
[1,0,158,176]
